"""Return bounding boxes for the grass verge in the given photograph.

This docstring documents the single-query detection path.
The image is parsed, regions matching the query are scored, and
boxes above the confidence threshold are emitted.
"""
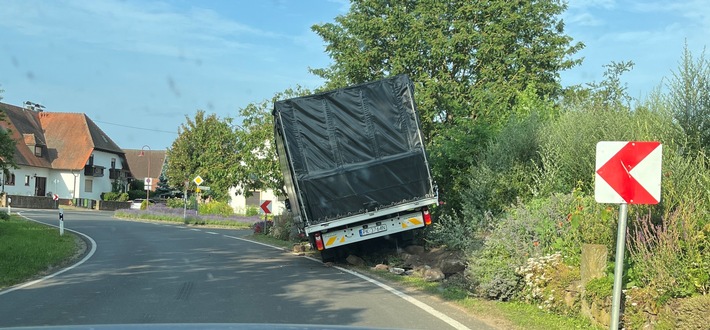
[114,210,253,229]
[246,233,600,330]
[0,215,78,288]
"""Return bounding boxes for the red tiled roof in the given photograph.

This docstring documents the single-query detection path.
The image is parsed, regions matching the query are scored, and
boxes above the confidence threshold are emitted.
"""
[0,103,52,168]
[123,149,166,179]
[0,102,125,170]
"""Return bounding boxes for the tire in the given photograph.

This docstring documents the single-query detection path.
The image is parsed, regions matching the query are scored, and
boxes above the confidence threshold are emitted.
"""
[319,248,336,263]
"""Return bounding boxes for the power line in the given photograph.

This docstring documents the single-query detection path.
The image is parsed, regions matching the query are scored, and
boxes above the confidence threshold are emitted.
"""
[93,120,178,134]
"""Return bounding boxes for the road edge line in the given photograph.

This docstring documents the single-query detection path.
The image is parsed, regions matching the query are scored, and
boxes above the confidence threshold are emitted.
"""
[234,236,471,330]
[0,212,98,296]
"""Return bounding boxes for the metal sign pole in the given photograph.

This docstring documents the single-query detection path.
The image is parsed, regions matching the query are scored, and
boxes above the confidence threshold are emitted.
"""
[610,203,629,329]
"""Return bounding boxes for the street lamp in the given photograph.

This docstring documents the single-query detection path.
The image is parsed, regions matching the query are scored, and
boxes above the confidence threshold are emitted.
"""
[138,145,151,202]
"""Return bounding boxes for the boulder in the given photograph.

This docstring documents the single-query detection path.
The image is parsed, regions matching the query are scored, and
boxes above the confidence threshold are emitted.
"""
[389,267,406,275]
[346,255,366,267]
[373,264,389,271]
[438,259,466,274]
[404,245,425,256]
[423,268,446,282]
[403,253,423,268]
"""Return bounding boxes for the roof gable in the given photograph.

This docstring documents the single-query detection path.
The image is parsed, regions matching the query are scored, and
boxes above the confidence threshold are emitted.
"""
[0,103,52,168]
[0,102,125,170]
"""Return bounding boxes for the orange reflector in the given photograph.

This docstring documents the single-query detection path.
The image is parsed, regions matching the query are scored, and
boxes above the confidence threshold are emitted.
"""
[314,233,325,251]
[423,207,432,225]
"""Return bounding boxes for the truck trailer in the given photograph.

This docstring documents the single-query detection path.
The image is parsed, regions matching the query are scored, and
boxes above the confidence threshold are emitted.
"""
[273,74,438,261]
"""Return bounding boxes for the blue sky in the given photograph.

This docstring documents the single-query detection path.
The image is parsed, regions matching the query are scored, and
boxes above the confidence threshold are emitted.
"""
[1,0,708,150]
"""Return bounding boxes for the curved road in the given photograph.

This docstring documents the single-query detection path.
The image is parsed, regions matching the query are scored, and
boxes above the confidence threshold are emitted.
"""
[0,210,491,329]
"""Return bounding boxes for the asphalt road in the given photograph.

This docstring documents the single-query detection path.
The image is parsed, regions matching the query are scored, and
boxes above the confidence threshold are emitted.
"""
[0,210,492,330]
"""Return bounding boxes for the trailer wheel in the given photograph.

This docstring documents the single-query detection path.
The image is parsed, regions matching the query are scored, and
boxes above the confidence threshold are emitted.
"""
[319,248,336,263]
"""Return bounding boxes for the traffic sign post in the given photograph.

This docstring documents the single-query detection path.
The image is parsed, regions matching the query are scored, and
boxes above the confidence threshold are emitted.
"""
[259,200,272,234]
[595,141,662,330]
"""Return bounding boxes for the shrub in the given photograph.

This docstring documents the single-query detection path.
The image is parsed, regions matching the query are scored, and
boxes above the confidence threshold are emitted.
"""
[627,206,710,300]
[198,201,234,217]
[166,197,184,208]
[245,205,259,216]
[427,211,481,252]
[270,212,301,241]
[0,211,9,220]
[658,294,710,330]
[252,220,273,234]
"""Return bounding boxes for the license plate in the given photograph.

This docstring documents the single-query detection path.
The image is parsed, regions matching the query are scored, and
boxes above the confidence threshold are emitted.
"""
[359,224,387,237]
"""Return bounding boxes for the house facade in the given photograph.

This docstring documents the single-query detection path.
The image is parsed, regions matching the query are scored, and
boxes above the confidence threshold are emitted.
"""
[0,102,129,201]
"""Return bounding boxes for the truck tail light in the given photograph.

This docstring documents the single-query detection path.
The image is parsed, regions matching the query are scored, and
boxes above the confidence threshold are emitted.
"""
[314,233,325,251]
[423,207,432,226]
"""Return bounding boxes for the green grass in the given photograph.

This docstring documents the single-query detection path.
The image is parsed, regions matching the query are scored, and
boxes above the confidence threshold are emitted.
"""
[114,211,253,229]
[0,216,78,288]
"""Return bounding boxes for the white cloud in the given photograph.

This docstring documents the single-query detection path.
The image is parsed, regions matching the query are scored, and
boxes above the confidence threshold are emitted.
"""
[0,0,281,60]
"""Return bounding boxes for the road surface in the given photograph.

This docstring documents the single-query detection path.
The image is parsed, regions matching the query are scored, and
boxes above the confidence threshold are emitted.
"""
[0,209,491,329]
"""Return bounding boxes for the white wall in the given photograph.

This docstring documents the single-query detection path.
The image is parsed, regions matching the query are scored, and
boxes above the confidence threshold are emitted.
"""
[4,149,125,200]
[228,186,284,216]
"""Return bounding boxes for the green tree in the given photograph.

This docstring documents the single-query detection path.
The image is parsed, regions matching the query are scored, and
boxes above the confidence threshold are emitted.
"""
[154,160,171,197]
[232,87,312,196]
[667,44,710,154]
[0,88,19,182]
[311,0,583,139]
[165,110,238,201]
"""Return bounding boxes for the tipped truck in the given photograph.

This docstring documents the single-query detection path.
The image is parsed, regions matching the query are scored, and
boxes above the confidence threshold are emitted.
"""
[273,74,438,261]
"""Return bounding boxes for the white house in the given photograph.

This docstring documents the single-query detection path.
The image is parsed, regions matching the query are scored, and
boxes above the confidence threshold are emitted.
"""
[0,102,129,201]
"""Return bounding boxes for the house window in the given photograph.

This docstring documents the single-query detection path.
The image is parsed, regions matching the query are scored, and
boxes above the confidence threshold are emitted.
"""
[85,179,93,193]
[111,158,116,169]
[34,145,42,157]
[4,173,15,186]
[87,154,94,166]
[25,175,30,186]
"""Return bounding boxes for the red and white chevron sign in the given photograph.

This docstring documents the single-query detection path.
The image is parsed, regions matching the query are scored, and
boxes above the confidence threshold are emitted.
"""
[595,141,662,204]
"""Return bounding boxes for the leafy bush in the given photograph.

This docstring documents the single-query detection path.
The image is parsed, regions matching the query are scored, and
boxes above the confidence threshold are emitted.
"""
[427,211,481,252]
[166,197,184,208]
[658,294,710,330]
[0,211,9,220]
[102,192,129,202]
[270,212,302,241]
[627,207,710,300]
[198,201,234,217]
[245,205,259,216]
[128,190,146,201]
[252,220,273,235]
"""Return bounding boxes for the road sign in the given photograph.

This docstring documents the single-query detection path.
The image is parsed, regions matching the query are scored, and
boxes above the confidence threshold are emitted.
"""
[595,141,663,330]
[53,194,59,201]
[260,200,272,214]
[193,175,204,185]
[595,141,662,204]
[144,177,152,190]
[197,186,211,191]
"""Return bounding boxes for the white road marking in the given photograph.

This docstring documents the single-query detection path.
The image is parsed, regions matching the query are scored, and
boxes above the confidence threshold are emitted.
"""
[224,235,471,330]
[190,229,201,232]
[205,231,218,235]
[0,213,98,297]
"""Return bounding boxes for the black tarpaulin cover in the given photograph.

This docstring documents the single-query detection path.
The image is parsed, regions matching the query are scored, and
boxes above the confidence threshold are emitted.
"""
[274,74,433,224]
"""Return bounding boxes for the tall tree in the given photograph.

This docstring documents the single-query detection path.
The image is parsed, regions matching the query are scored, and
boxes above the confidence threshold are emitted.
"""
[165,110,238,201]
[667,44,710,154]
[232,87,312,196]
[311,0,583,139]
[0,88,19,182]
